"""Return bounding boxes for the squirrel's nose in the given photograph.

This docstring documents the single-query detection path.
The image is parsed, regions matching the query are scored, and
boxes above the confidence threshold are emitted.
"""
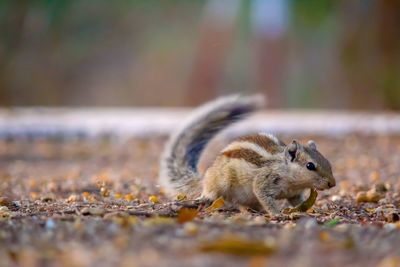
[328,179,336,188]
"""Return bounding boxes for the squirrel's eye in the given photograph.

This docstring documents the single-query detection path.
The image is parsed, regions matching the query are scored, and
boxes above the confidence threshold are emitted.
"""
[306,162,316,171]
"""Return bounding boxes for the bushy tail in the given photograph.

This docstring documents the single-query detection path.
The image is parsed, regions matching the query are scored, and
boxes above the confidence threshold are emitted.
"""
[159,94,266,197]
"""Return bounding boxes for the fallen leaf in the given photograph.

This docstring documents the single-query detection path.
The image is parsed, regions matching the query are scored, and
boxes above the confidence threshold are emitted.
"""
[149,195,159,204]
[319,231,330,242]
[100,187,110,197]
[0,196,12,207]
[175,193,187,201]
[378,256,400,267]
[284,188,318,214]
[124,193,135,201]
[142,217,175,227]
[356,190,384,203]
[177,207,198,224]
[248,256,268,267]
[324,218,341,228]
[369,171,380,182]
[199,235,276,256]
[204,197,224,213]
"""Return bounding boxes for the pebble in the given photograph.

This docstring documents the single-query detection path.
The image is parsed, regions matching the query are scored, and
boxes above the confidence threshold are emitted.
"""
[103,211,129,220]
[383,223,397,231]
[45,219,56,230]
[0,197,12,207]
[297,217,318,230]
[0,206,11,218]
[67,194,80,203]
[41,195,55,202]
[183,222,199,236]
[375,207,400,222]
[81,207,106,216]
[334,224,350,233]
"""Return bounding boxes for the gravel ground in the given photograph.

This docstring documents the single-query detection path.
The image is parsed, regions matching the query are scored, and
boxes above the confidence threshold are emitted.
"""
[0,134,400,267]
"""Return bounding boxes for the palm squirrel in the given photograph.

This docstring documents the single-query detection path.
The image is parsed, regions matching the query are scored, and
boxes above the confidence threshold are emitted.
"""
[159,95,336,214]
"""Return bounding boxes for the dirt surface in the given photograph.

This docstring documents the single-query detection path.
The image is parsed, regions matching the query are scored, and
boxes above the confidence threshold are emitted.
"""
[1,134,400,267]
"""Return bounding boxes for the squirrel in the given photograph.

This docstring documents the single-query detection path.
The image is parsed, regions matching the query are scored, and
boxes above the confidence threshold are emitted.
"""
[159,95,336,214]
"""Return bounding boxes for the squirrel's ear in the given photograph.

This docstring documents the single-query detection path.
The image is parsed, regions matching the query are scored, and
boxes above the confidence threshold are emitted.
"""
[285,140,299,162]
[308,140,317,150]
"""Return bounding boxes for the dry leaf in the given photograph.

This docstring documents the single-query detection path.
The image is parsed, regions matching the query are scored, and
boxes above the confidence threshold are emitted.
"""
[100,187,110,197]
[378,257,400,267]
[175,193,187,201]
[199,235,276,256]
[370,171,381,182]
[124,193,135,201]
[284,188,318,214]
[142,217,175,227]
[356,190,384,203]
[149,195,159,204]
[205,197,224,213]
[319,231,330,242]
[177,207,199,224]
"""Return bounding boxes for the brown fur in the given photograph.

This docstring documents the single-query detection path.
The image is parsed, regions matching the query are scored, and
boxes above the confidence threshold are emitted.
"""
[238,134,284,154]
[223,148,267,167]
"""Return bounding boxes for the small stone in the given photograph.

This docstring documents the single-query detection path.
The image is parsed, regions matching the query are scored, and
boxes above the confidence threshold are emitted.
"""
[67,194,80,203]
[41,195,55,202]
[0,197,12,207]
[385,212,400,223]
[45,219,56,230]
[374,183,389,193]
[183,222,199,236]
[0,206,11,218]
[12,201,21,208]
[47,181,59,192]
[103,211,129,220]
[331,195,341,202]
[100,187,110,197]
[297,217,317,230]
[334,224,349,233]
[383,223,397,231]
[369,171,380,182]
[283,222,296,229]
[81,207,106,216]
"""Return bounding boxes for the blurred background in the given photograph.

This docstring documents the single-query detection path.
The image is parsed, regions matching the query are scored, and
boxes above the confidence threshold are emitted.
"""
[0,0,399,109]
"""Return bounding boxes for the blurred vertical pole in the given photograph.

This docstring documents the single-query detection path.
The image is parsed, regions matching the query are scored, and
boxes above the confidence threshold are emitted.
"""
[251,0,289,108]
[376,0,400,110]
[0,0,28,106]
[185,0,240,106]
[339,0,400,110]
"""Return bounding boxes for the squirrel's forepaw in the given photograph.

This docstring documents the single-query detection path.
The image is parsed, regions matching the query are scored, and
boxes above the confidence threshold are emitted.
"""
[194,196,213,207]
